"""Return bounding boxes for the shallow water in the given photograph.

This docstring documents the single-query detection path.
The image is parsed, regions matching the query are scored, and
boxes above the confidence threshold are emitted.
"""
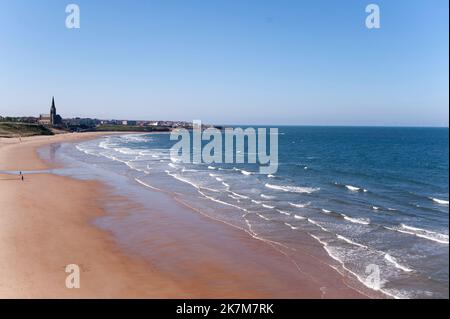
[50,127,448,298]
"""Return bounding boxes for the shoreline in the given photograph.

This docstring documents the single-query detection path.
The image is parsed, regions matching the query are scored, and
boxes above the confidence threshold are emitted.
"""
[0,132,370,298]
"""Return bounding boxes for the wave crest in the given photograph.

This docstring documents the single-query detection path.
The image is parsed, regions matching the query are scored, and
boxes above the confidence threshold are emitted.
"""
[265,183,319,194]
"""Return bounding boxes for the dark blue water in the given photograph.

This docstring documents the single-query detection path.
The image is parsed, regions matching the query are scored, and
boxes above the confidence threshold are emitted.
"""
[68,127,448,298]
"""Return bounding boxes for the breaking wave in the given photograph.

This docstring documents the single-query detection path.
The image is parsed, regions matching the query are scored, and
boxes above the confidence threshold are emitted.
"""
[265,183,319,194]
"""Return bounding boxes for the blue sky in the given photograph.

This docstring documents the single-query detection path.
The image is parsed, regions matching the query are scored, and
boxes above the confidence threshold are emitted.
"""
[0,0,448,126]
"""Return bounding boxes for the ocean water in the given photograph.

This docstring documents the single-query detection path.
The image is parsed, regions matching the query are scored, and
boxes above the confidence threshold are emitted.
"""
[63,126,448,298]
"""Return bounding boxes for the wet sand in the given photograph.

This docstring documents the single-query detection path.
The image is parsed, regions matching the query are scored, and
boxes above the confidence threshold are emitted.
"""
[0,133,369,298]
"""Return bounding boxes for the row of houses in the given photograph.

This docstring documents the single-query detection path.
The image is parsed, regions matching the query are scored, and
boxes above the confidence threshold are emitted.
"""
[1,98,204,131]
[100,120,193,128]
[1,116,195,130]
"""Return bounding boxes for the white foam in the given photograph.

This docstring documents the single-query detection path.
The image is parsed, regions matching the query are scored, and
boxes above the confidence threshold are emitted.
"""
[336,234,368,249]
[262,204,275,209]
[76,145,94,156]
[167,171,219,192]
[384,254,413,272]
[208,166,215,170]
[289,202,310,208]
[277,210,291,216]
[134,178,162,191]
[241,170,252,176]
[307,218,329,232]
[201,186,220,193]
[294,214,306,220]
[321,209,332,214]
[342,214,370,225]
[267,174,275,178]
[198,190,247,212]
[118,147,141,155]
[260,194,276,199]
[385,224,449,245]
[401,224,449,244]
[310,234,328,247]
[230,192,249,199]
[257,213,270,221]
[265,183,319,194]
[345,185,361,192]
[429,197,449,205]
[122,134,148,142]
[284,222,299,230]
[125,161,148,173]
[308,234,403,298]
[98,141,113,150]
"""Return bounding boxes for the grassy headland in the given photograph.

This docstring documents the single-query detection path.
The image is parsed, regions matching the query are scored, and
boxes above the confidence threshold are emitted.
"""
[0,122,54,138]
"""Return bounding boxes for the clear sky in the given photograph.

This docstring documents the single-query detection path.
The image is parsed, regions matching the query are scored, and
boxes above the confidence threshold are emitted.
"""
[0,0,448,126]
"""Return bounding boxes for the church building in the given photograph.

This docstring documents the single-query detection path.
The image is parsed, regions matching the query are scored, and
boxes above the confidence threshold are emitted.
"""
[39,97,62,126]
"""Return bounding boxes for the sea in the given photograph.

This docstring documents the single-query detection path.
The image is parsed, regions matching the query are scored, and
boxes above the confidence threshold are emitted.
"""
[52,126,449,298]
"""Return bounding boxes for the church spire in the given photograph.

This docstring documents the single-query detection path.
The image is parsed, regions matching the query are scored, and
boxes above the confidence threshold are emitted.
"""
[50,96,56,125]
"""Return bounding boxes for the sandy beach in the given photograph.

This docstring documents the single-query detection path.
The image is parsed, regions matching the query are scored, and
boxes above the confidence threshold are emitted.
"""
[0,133,186,298]
[0,133,369,298]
